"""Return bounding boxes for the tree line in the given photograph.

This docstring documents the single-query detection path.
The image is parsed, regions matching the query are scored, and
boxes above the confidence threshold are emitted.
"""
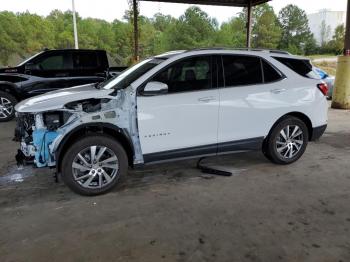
[0,4,345,66]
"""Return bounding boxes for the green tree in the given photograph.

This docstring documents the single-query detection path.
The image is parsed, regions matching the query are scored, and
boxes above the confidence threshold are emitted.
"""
[252,6,281,49]
[165,6,218,50]
[216,17,246,47]
[47,10,75,49]
[18,12,55,53]
[0,11,26,65]
[327,24,345,54]
[278,4,316,55]
[218,4,281,49]
[112,19,133,65]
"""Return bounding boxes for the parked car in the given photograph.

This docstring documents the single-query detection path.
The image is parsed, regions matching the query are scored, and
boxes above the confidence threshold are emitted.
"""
[14,48,328,195]
[314,67,335,99]
[0,49,127,121]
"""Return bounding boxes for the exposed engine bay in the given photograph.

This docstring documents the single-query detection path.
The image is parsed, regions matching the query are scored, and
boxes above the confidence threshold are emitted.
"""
[14,87,143,168]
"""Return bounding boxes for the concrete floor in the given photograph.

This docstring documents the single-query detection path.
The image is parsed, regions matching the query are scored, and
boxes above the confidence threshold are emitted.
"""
[0,107,349,262]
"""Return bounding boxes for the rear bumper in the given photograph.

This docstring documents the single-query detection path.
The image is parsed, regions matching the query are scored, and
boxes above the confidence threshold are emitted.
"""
[311,124,327,141]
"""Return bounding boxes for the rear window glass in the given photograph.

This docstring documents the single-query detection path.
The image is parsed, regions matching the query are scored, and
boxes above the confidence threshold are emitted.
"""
[262,60,283,83]
[272,57,319,79]
[73,52,99,69]
[222,55,263,86]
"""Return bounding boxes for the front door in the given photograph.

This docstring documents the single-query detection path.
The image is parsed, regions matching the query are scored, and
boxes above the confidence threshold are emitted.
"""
[137,55,220,162]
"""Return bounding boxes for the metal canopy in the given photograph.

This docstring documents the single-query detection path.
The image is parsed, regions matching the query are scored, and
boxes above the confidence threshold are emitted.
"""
[140,0,269,7]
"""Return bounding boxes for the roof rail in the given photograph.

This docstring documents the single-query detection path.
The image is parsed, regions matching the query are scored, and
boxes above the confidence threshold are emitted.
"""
[187,47,291,55]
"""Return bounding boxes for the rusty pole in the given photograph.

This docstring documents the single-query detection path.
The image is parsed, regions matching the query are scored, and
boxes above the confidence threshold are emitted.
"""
[331,0,350,109]
[133,0,139,62]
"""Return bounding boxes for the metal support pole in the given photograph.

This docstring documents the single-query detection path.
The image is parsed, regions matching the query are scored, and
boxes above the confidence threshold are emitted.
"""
[133,0,139,62]
[72,0,79,49]
[246,0,252,48]
[331,0,350,109]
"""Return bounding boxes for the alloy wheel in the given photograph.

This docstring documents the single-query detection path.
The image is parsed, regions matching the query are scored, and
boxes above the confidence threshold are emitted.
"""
[72,145,119,189]
[0,97,14,119]
[276,125,304,159]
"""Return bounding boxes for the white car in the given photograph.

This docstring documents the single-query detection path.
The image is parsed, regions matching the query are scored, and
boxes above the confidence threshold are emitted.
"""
[14,48,328,195]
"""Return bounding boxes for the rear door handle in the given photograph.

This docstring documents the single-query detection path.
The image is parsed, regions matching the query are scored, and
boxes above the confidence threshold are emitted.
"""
[270,88,286,94]
[198,96,216,103]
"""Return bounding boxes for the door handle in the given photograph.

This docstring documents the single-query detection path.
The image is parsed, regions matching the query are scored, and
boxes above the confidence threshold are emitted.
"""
[198,96,216,103]
[270,88,286,94]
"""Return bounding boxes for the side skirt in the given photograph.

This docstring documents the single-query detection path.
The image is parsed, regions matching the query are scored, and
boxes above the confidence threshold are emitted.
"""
[142,137,264,165]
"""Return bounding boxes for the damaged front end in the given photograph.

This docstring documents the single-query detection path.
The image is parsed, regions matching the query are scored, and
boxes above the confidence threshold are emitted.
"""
[14,111,75,167]
[14,84,143,170]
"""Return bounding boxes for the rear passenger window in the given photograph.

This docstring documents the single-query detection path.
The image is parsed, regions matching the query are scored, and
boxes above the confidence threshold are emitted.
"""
[272,57,319,79]
[262,60,283,83]
[73,52,99,69]
[222,56,262,87]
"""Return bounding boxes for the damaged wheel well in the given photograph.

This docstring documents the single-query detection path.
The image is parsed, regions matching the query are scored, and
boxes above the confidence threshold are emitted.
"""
[56,123,135,173]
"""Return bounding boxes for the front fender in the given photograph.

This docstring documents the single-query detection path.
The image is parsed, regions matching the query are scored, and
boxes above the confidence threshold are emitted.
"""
[54,122,135,172]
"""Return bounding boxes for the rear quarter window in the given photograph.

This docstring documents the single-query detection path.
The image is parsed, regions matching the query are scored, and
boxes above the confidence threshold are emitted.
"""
[262,59,284,83]
[272,57,319,79]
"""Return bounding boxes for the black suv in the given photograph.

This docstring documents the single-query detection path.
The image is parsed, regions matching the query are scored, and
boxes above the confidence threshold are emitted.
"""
[0,49,126,122]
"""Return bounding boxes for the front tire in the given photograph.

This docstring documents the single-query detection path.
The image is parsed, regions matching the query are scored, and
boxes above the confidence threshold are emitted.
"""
[0,91,17,122]
[61,135,128,196]
[263,117,308,165]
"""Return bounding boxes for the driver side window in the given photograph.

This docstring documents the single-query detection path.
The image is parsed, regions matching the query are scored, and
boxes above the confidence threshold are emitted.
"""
[152,56,212,93]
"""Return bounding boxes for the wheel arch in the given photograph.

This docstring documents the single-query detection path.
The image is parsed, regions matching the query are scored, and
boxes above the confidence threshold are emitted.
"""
[266,112,313,142]
[0,82,21,101]
[56,123,135,173]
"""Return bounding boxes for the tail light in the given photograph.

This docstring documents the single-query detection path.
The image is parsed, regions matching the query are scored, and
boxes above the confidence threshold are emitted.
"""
[317,83,328,96]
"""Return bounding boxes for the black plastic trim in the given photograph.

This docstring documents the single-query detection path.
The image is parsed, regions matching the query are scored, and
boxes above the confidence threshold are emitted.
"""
[143,137,264,164]
[218,137,264,153]
[311,124,327,141]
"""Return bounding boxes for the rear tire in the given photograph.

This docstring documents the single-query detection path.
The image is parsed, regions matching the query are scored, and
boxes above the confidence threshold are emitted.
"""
[263,117,308,165]
[0,91,17,122]
[61,135,128,196]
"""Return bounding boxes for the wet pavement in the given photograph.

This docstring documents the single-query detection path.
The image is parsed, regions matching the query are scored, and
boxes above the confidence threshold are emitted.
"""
[0,107,350,262]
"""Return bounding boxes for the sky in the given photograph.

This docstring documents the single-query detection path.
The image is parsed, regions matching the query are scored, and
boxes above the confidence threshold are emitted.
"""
[0,0,347,24]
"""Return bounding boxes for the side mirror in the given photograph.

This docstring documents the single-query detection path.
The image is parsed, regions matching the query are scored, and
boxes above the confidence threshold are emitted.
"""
[143,81,168,95]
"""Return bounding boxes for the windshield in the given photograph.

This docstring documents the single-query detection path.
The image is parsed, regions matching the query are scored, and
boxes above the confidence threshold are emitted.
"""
[17,52,43,67]
[101,58,166,90]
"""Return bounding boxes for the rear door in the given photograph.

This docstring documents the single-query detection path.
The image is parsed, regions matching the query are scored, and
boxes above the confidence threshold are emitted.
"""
[137,55,220,162]
[218,55,286,152]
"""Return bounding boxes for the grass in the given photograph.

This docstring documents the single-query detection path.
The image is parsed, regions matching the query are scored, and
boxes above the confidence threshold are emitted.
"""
[313,60,337,76]
[307,54,336,60]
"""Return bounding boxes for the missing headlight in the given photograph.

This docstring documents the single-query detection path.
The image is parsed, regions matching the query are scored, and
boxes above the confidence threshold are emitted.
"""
[43,112,72,130]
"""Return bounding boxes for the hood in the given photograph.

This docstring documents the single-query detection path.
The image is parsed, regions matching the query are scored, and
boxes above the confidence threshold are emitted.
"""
[15,84,114,113]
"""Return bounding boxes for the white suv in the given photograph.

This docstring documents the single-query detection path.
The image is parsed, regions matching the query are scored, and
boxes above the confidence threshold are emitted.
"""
[14,49,328,195]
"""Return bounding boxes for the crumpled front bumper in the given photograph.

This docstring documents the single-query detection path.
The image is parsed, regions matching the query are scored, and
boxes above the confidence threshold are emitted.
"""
[14,113,59,167]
